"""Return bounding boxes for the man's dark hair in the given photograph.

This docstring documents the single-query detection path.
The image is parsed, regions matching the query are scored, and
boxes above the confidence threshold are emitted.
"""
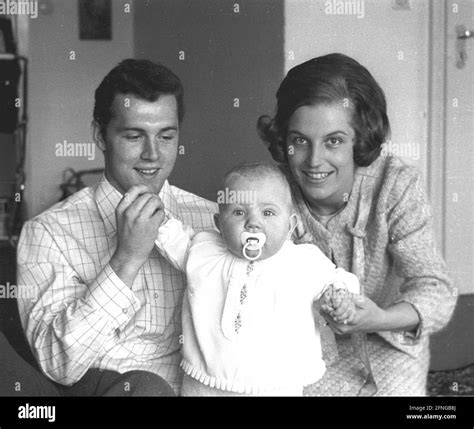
[93,59,184,136]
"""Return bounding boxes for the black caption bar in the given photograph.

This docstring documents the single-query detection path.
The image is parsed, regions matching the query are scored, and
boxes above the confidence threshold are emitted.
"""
[0,396,472,427]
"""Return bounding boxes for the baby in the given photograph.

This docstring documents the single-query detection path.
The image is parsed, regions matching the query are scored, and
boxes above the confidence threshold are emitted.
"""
[155,162,359,396]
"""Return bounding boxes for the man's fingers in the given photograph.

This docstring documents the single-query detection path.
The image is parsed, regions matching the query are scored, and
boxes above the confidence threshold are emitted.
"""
[116,184,154,213]
[127,184,154,199]
[123,193,157,219]
[140,196,164,220]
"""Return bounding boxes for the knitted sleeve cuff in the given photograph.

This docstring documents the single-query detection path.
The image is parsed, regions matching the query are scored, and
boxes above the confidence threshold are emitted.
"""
[395,299,424,342]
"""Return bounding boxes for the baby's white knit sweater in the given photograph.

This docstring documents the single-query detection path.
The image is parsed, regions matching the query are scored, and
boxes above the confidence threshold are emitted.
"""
[155,219,359,395]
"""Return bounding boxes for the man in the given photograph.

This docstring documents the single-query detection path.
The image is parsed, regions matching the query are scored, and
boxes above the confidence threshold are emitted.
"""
[0,59,216,396]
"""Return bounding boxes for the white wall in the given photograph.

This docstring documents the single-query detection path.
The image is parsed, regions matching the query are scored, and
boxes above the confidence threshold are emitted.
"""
[284,0,429,178]
[25,0,134,218]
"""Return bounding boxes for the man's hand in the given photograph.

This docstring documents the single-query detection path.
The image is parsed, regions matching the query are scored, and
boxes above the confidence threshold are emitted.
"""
[110,184,165,287]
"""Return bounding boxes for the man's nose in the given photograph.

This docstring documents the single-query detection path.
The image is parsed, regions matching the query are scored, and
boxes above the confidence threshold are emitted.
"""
[141,137,160,161]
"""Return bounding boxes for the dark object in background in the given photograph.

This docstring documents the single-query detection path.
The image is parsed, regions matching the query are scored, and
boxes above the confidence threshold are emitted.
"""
[79,0,112,40]
[0,18,20,134]
[59,168,104,201]
[0,58,21,133]
[0,17,16,54]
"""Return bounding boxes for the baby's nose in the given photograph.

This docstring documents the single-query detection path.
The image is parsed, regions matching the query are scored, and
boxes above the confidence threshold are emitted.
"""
[245,214,262,231]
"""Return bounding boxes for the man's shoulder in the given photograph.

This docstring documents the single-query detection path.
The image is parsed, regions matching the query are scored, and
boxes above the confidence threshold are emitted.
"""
[170,184,217,231]
[27,186,99,230]
[18,186,102,258]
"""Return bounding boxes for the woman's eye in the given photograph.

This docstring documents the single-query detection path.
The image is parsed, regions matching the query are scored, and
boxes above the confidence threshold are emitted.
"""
[327,137,342,146]
[293,136,308,145]
[263,210,275,216]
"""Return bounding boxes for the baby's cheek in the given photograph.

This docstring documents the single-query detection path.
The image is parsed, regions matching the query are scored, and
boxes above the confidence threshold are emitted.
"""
[268,235,286,255]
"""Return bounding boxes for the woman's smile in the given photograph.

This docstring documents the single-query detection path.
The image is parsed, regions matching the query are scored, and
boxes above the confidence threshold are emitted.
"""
[302,170,335,182]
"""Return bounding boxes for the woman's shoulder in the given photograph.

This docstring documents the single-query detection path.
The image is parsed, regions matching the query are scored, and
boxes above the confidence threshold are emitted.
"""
[358,155,424,209]
[361,154,421,183]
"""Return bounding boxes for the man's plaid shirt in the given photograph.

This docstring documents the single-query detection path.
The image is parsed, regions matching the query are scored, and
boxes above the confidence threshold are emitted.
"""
[17,177,216,393]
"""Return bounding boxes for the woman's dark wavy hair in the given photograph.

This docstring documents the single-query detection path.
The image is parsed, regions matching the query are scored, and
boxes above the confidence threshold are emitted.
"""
[94,59,184,137]
[257,53,390,167]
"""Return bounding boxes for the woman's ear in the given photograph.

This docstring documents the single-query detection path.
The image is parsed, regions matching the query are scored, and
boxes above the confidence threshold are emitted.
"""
[213,213,220,232]
[92,120,106,152]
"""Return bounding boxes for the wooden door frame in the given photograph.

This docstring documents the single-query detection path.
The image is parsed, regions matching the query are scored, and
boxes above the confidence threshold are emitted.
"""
[427,0,448,257]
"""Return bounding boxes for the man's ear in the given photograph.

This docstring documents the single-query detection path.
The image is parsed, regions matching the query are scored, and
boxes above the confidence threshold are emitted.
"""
[213,213,220,232]
[92,120,106,152]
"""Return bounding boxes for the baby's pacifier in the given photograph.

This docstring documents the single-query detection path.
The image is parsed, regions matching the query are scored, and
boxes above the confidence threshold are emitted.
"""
[240,231,267,261]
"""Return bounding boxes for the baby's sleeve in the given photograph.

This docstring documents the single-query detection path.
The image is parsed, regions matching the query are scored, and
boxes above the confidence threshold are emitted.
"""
[325,268,360,296]
[303,245,359,301]
[155,218,195,271]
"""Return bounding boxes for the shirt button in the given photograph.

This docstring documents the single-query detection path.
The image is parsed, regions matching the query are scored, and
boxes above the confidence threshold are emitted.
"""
[154,292,159,298]
[122,308,128,314]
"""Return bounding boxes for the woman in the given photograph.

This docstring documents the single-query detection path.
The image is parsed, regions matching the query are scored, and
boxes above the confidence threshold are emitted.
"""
[257,53,457,396]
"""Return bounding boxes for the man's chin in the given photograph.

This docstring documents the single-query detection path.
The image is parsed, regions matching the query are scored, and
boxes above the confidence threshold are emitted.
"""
[129,175,169,195]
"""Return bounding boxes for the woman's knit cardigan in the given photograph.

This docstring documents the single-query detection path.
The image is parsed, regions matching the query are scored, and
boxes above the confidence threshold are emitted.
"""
[286,155,457,396]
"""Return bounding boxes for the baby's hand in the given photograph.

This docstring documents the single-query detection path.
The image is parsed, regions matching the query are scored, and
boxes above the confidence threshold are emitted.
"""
[321,283,357,325]
[322,282,348,310]
[329,295,357,325]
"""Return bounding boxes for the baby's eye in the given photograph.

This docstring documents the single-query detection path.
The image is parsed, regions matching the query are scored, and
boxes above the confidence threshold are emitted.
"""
[263,210,275,216]
[233,209,245,216]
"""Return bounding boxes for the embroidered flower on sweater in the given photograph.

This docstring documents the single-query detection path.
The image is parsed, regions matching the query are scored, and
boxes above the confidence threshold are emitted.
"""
[234,261,254,334]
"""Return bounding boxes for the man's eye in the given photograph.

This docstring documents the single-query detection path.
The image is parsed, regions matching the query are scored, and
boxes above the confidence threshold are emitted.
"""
[125,134,140,141]
[263,210,275,216]
[160,134,176,142]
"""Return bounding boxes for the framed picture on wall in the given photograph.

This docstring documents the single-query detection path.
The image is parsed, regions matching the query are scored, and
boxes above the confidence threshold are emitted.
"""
[79,0,112,40]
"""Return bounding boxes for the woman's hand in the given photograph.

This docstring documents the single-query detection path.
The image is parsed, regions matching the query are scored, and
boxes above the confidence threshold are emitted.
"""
[320,294,386,335]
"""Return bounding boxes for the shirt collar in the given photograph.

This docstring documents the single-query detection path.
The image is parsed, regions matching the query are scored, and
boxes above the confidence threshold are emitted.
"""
[94,176,180,235]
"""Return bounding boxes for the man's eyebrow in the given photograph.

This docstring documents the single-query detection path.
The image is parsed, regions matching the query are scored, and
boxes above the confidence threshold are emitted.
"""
[117,127,143,132]
[159,126,179,133]
[117,126,178,133]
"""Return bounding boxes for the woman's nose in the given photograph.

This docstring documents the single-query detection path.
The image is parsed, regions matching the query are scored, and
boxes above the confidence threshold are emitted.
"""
[141,138,160,161]
[307,142,325,166]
